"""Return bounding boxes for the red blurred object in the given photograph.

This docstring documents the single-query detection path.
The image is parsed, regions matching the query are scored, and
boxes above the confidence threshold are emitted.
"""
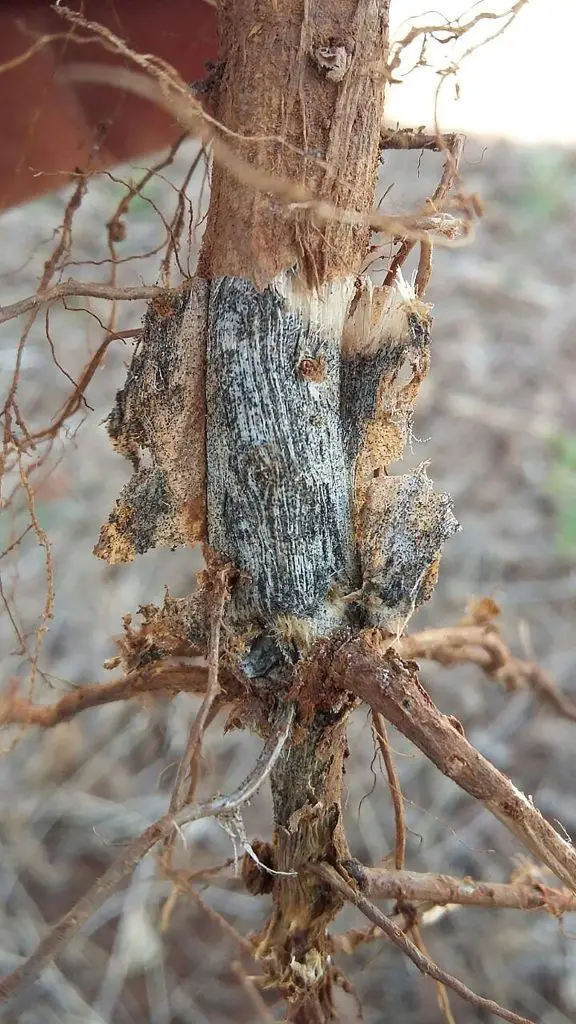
[0,0,218,209]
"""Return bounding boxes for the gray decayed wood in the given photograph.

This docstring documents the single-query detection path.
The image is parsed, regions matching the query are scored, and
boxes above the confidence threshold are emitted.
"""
[206,274,353,647]
[95,269,458,653]
[339,277,457,633]
[358,469,460,633]
[340,279,432,476]
[205,271,459,659]
[340,339,405,469]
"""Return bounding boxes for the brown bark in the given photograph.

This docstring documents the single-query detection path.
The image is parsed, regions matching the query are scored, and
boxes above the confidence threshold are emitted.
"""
[198,0,390,287]
[330,636,576,893]
[363,867,576,913]
[253,704,355,1001]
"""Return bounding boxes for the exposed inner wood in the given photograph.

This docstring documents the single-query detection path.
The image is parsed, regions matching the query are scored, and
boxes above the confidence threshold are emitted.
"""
[206,273,353,650]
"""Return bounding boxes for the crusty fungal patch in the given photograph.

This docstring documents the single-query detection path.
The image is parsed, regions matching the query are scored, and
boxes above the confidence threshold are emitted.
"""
[95,280,208,563]
[358,468,459,633]
[94,469,177,564]
[341,274,432,520]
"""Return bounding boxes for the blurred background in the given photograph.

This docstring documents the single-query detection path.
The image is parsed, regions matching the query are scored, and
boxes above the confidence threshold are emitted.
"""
[1,2,576,1022]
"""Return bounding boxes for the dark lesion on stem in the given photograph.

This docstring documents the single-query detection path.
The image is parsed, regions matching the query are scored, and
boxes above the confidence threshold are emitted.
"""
[240,637,360,1000]
[254,708,351,995]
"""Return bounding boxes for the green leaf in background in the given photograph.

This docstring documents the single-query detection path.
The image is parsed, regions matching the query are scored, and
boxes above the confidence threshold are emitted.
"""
[548,433,576,556]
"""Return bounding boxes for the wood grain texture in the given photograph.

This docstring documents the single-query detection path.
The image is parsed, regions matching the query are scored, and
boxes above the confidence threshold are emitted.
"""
[205,269,457,653]
[206,273,353,643]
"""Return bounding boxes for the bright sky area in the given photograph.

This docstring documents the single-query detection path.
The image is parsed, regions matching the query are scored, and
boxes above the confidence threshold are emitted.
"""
[386,0,573,145]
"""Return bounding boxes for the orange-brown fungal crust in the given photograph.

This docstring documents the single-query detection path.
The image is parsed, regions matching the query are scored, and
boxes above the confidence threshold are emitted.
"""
[95,281,208,562]
[338,275,456,633]
[93,501,138,564]
[344,279,433,516]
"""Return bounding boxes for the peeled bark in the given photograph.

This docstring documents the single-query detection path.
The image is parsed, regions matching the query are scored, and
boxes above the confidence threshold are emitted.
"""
[95,283,207,562]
